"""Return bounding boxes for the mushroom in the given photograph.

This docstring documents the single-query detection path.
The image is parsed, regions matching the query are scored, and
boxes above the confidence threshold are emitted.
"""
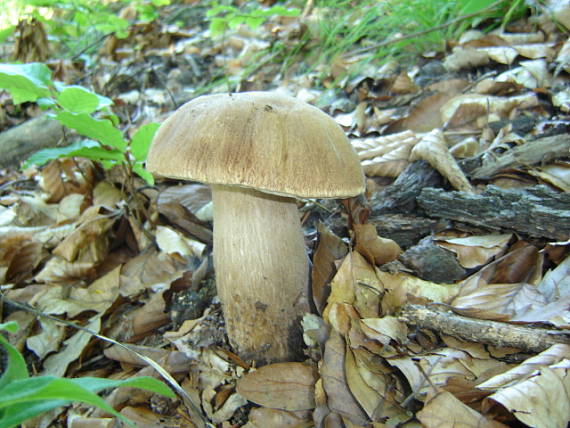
[146,92,364,363]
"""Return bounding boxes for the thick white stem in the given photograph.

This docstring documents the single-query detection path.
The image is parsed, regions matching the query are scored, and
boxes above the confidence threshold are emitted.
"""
[212,184,310,362]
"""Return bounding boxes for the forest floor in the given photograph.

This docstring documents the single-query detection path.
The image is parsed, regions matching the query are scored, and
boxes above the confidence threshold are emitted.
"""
[0,2,569,428]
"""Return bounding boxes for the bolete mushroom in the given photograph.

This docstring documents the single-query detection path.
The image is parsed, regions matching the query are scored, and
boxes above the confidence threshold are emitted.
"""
[146,91,364,363]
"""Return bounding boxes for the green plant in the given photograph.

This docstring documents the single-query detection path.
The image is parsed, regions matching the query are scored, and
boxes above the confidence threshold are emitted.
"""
[0,321,175,428]
[206,2,300,37]
[0,62,157,185]
[0,0,170,57]
[277,0,531,83]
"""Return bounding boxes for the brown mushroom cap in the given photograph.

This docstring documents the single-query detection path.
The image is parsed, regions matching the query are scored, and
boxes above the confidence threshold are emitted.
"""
[146,91,364,198]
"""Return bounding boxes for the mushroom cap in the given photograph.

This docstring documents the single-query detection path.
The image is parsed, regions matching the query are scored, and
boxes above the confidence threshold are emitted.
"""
[146,91,365,198]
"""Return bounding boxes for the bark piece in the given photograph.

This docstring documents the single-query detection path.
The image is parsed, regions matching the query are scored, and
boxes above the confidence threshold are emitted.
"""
[400,237,466,283]
[399,304,570,353]
[370,160,443,214]
[0,115,64,168]
[418,185,570,240]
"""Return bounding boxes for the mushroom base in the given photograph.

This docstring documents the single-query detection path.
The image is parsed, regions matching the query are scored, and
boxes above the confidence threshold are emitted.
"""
[212,185,310,363]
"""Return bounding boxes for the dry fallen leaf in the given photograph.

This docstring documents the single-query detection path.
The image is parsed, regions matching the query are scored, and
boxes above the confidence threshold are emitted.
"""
[354,223,401,266]
[483,363,570,428]
[236,362,317,411]
[409,129,473,192]
[418,390,507,428]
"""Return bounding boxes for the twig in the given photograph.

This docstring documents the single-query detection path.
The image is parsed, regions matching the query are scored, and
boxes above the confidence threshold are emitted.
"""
[398,304,570,353]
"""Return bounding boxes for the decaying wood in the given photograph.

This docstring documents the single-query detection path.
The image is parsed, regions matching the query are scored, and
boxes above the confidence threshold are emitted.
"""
[399,304,570,353]
[461,133,570,179]
[370,160,443,214]
[0,114,64,168]
[418,185,570,240]
[399,237,466,283]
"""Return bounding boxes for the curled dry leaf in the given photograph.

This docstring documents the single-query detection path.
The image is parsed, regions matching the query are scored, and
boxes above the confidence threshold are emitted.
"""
[440,93,539,128]
[354,223,401,266]
[435,234,512,269]
[320,330,369,426]
[311,223,348,314]
[477,344,570,390]
[52,206,116,262]
[451,282,547,321]
[245,407,312,428]
[323,252,384,326]
[353,131,417,178]
[41,315,101,377]
[155,225,206,257]
[418,391,506,428]
[236,362,317,411]
[379,269,459,313]
[483,363,570,428]
[409,129,473,192]
[92,180,124,208]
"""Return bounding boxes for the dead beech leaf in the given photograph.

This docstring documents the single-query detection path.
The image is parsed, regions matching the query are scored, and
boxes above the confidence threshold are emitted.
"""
[537,254,570,302]
[52,206,115,262]
[354,223,401,266]
[435,234,512,269]
[444,46,491,71]
[449,137,480,158]
[41,315,101,377]
[34,257,95,284]
[354,131,417,177]
[323,252,383,325]
[345,347,384,420]
[478,344,570,390]
[440,93,539,127]
[379,269,459,312]
[34,266,120,317]
[2,236,43,282]
[409,129,473,192]
[451,282,547,321]
[155,225,206,257]
[320,330,369,426]
[311,223,348,314]
[92,180,123,208]
[236,362,317,411]
[483,364,570,428]
[119,248,186,297]
[245,407,312,428]
[418,391,506,428]
[530,161,570,192]
[26,318,65,360]
[360,317,408,345]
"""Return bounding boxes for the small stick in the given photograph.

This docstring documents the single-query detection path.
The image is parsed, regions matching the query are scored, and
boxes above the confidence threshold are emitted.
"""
[398,304,570,353]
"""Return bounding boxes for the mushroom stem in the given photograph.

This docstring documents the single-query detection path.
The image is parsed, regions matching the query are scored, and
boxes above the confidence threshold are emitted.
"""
[212,184,310,363]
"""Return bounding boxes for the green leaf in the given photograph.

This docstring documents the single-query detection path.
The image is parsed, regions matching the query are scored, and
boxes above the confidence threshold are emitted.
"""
[0,325,29,391]
[209,17,229,36]
[0,63,52,104]
[133,163,154,185]
[130,122,160,161]
[23,140,124,169]
[56,86,98,114]
[0,26,15,44]
[245,16,265,29]
[55,112,127,151]
[0,321,19,334]
[0,375,173,428]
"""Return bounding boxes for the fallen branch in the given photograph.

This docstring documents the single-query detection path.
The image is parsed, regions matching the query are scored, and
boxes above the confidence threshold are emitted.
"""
[398,304,570,354]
